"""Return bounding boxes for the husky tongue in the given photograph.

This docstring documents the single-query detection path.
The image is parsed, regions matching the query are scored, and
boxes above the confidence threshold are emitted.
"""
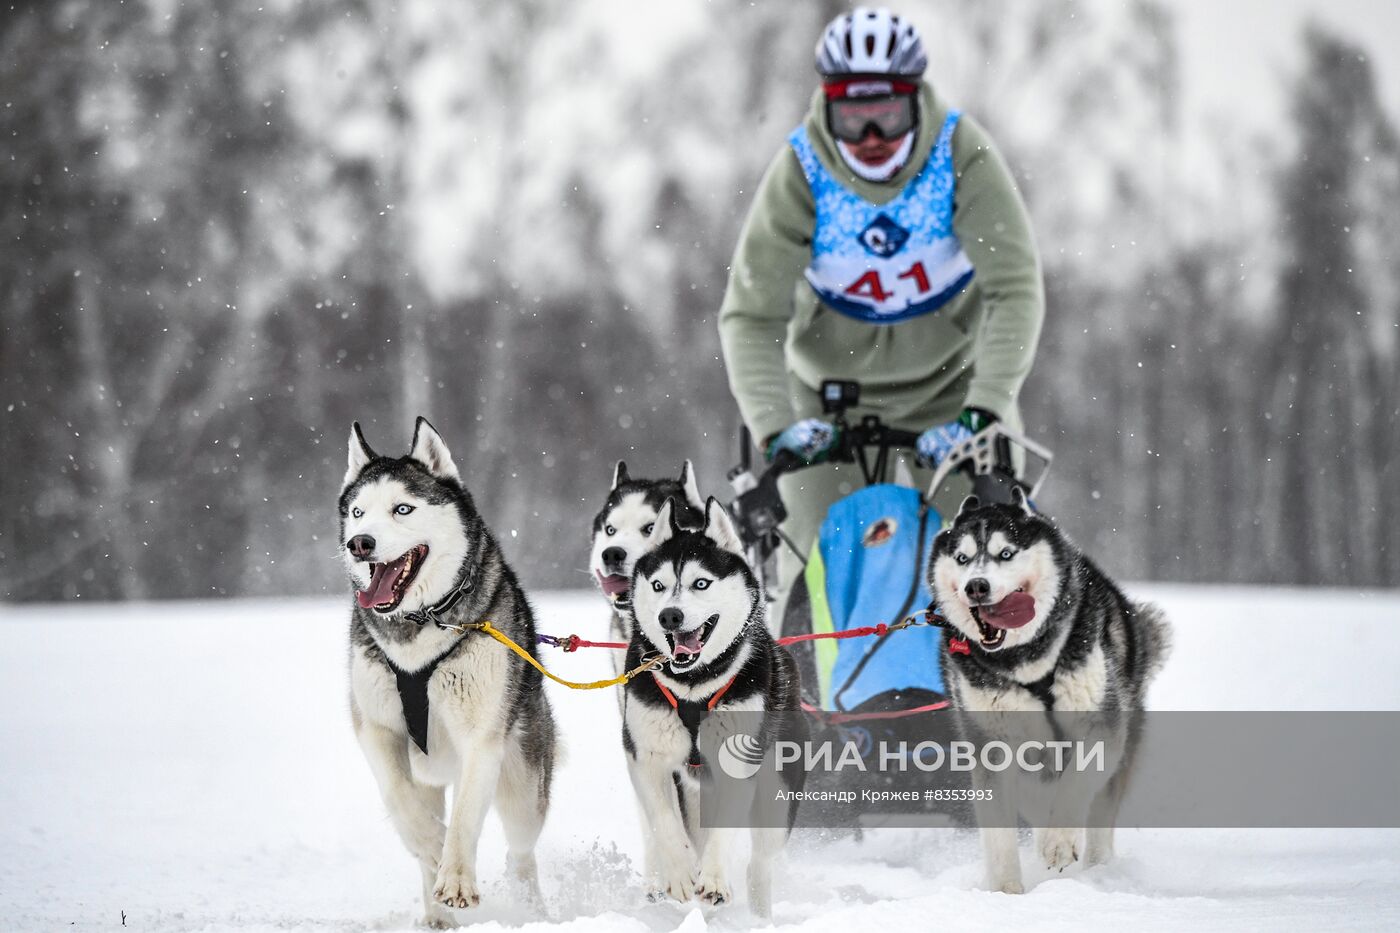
[597,572,629,596]
[980,592,1036,629]
[357,555,408,609]
[673,630,704,657]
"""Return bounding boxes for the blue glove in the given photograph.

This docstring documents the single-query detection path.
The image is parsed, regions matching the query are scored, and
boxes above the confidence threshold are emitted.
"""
[766,418,840,464]
[917,408,996,467]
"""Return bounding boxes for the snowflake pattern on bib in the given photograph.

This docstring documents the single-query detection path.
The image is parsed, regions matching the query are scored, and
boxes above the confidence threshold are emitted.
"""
[790,111,975,324]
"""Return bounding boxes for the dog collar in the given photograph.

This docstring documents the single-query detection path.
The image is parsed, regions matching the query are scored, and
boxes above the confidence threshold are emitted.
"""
[404,560,479,629]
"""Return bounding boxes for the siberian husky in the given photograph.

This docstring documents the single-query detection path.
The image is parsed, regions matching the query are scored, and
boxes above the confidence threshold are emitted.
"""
[928,488,1170,894]
[622,496,808,918]
[587,461,707,892]
[589,460,705,651]
[341,417,558,925]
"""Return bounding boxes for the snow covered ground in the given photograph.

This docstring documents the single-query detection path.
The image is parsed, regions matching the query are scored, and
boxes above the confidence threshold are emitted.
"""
[2,586,1399,932]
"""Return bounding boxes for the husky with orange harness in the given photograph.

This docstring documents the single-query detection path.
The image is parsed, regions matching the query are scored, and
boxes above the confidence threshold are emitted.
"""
[622,496,808,918]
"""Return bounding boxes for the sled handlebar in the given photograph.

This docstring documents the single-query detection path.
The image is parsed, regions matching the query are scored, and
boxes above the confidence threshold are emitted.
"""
[924,421,1055,505]
[727,416,925,554]
[764,417,922,480]
[729,415,1054,556]
[746,415,1052,494]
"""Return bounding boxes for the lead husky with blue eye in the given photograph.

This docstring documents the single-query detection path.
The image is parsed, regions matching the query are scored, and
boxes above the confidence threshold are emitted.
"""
[622,496,807,918]
[928,489,1170,895]
[340,417,557,926]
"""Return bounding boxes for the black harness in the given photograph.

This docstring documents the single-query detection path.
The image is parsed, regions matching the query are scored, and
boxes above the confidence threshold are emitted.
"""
[387,639,466,755]
[676,702,711,771]
[384,564,479,755]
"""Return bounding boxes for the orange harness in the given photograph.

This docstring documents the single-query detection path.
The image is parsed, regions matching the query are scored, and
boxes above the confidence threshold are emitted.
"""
[652,672,739,770]
[652,672,738,711]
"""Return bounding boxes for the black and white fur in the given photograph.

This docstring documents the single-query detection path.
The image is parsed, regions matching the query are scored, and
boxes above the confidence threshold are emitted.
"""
[622,497,807,918]
[588,461,707,876]
[589,460,705,652]
[928,489,1171,894]
[341,417,558,925]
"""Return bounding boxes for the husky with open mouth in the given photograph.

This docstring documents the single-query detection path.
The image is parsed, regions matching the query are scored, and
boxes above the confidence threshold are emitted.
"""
[621,496,808,918]
[928,489,1171,894]
[589,460,705,653]
[341,417,557,926]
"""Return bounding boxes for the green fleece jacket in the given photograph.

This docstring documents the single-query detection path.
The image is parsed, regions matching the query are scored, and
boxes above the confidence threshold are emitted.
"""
[718,83,1044,445]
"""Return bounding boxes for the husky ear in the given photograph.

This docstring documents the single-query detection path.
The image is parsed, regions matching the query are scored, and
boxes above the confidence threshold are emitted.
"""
[678,460,703,512]
[408,416,460,482]
[702,496,744,556]
[1012,486,1034,516]
[648,498,678,549]
[612,460,629,490]
[955,495,981,522]
[345,422,378,487]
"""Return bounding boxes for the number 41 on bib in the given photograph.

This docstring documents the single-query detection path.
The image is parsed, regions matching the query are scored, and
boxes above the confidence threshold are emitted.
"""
[845,261,932,302]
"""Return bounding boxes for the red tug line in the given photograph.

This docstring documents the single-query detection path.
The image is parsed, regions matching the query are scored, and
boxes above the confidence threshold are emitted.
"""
[536,609,960,722]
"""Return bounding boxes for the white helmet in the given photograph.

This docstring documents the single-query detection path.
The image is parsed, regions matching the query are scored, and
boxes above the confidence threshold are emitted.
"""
[816,7,927,77]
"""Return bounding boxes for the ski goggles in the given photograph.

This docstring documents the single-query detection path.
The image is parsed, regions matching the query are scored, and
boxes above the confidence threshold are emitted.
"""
[824,91,918,143]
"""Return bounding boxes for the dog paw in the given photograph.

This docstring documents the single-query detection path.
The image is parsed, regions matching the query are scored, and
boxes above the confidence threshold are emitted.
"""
[432,862,481,910]
[695,867,731,906]
[649,860,697,904]
[1037,828,1080,872]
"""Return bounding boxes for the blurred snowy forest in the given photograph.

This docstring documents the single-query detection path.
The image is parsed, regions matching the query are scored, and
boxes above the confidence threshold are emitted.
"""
[3,0,1398,601]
